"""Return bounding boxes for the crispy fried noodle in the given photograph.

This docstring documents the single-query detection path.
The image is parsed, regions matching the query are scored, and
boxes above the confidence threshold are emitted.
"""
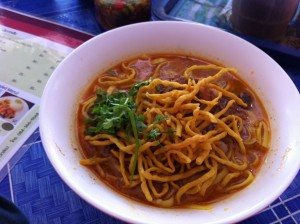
[78,54,271,209]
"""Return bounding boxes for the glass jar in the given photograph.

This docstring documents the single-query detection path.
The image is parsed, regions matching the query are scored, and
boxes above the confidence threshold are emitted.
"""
[94,0,152,30]
[231,0,299,41]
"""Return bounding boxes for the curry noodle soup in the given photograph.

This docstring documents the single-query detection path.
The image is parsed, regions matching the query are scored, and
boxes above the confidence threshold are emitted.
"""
[76,54,270,208]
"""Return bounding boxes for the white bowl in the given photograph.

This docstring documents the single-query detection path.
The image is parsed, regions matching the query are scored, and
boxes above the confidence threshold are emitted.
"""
[39,21,300,224]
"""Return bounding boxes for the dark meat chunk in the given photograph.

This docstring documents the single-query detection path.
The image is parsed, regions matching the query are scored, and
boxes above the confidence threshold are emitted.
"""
[239,92,253,108]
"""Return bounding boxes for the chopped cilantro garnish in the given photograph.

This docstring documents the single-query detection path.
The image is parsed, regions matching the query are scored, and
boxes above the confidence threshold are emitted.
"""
[84,80,174,178]
[153,114,168,124]
[147,128,161,141]
[85,81,150,177]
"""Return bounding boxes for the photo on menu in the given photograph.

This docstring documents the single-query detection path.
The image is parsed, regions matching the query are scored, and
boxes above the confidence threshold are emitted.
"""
[0,92,34,130]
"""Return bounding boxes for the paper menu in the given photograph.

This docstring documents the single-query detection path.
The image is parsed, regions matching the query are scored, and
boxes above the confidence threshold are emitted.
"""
[0,24,74,171]
[0,26,72,97]
[0,7,94,178]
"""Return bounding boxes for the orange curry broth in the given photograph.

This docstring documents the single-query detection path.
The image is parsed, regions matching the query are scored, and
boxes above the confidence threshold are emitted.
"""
[76,54,270,207]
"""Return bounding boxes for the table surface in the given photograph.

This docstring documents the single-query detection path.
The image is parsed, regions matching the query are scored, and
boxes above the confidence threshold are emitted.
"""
[0,1,300,224]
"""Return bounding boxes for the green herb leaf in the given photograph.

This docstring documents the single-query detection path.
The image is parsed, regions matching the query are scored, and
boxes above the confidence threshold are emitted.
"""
[153,114,168,124]
[85,80,151,177]
[162,129,175,135]
[128,80,151,99]
[147,128,161,141]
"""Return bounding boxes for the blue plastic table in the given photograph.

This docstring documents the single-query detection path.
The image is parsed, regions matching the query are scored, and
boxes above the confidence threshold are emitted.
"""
[0,1,299,223]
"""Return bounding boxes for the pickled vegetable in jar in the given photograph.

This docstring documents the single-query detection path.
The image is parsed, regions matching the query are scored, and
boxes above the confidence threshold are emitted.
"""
[94,0,152,30]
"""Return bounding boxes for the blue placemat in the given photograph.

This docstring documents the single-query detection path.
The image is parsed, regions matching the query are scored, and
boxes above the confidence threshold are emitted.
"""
[0,136,123,224]
[0,0,299,223]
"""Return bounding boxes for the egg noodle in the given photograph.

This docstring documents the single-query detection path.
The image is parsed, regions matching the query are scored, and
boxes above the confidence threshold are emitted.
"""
[79,56,270,208]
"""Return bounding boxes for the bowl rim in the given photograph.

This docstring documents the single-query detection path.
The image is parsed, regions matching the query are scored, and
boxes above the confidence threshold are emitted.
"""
[39,20,300,224]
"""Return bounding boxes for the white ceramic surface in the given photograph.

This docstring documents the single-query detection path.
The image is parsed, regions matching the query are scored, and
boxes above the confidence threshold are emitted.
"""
[39,21,300,224]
